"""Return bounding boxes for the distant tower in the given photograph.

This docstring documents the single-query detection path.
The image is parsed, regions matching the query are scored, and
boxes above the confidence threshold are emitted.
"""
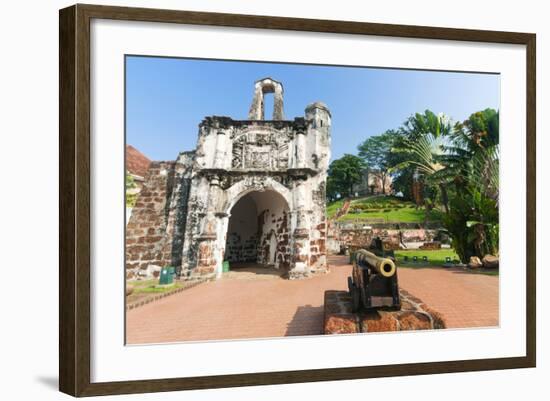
[248,77,284,120]
[305,101,331,132]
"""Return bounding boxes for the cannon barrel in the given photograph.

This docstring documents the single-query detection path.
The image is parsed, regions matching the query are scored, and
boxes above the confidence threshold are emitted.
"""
[355,249,396,278]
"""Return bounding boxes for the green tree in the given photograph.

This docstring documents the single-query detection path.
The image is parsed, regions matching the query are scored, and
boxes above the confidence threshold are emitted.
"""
[384,132,414,200]
[391,110,452,213]
[327,154,366,198]
[440,108,500,202]
[357,129,400,194]
[443,188,499,262]
[402,109,452,140]
[326,176,340,202]
[361,108,500,261]
[126,171,138,207]
[457,108,499,148]
[437,109,500,261]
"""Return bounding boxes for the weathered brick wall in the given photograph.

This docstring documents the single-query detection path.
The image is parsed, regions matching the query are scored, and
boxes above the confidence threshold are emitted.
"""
[242,236,259,262]
[225,194,259,263]
[275,211,291,269]
[226,232,260,263]
[309,220,326,270]
[225,233,241,262]
[327,226,439,253]
[224,231,243,263]
[180,175,210,277]
[308,181,328,273]
[125,161,175,279]
[159,152,194,272]
[339,229,374,248]
[257,208,290,268]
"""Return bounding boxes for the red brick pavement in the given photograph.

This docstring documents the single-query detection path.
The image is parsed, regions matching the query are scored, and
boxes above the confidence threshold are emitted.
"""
[398,266,499,329]
[126,255,498,344]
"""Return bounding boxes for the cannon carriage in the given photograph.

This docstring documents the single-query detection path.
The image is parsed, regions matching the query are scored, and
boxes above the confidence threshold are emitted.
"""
[348,249,401,312]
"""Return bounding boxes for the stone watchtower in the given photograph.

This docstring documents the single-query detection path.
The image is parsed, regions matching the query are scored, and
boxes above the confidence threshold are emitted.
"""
[125,78,331,280]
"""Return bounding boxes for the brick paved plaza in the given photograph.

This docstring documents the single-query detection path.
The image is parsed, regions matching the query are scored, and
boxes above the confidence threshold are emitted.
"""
[126,255,498,344]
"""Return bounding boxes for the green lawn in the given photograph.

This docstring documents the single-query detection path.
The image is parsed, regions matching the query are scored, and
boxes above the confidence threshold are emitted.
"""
[395,249,499,275]
[326,199,346,219]
[394,249,459,266]
[129,279,183,294]
[334,195,443,223]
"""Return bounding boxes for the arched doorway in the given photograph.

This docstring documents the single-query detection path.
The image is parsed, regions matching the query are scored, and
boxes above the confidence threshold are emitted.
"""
[224,189,290,271]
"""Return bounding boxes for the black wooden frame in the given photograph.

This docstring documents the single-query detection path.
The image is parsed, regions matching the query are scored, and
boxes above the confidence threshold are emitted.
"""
[59,3,536,397]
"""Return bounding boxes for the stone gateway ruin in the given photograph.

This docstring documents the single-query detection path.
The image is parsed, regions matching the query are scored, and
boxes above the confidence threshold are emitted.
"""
[126,78,331,280]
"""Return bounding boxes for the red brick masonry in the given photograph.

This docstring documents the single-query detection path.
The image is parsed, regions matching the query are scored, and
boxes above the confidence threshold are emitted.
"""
[324,289,446,334]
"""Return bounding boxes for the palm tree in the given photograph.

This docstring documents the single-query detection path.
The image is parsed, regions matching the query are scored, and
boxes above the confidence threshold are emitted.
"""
[437,109,500,261]
[435,109,500,204]
[391,110,452,213]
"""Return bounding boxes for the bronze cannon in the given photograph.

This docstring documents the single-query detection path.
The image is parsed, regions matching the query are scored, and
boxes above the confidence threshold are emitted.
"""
[348,249,401,312]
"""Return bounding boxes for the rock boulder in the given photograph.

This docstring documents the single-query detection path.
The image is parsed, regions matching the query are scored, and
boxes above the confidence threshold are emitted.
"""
[482,254,499,269]
[468,256,483,269]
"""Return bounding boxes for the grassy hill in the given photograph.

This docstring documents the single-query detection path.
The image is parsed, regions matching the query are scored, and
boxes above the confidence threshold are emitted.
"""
[327,195,443,223]
[326,199,346,218]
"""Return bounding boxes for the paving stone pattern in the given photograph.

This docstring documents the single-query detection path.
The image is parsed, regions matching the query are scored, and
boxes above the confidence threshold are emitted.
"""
[126,255,498,344]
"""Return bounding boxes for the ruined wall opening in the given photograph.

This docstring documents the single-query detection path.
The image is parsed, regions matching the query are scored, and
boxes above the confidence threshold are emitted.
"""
[248,78,284,120]
[224,189,290,270]
[262,92,274,120]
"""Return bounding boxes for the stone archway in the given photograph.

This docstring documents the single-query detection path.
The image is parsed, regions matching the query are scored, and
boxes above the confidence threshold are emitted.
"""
[221,177,293,214]
[223,188,290,272]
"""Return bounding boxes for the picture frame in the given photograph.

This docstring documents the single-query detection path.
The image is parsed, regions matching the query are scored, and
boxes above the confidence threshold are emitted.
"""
[59,3,536,397]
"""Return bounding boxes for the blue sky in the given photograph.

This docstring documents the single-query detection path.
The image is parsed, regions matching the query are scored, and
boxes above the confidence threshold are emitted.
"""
[126,56,500,161]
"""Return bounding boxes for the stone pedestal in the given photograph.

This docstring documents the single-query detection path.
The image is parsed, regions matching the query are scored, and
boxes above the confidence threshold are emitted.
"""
[324,289,446,334]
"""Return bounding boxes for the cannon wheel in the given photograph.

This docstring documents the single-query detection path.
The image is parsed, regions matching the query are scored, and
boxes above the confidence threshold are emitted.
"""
[348,277,360,312]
